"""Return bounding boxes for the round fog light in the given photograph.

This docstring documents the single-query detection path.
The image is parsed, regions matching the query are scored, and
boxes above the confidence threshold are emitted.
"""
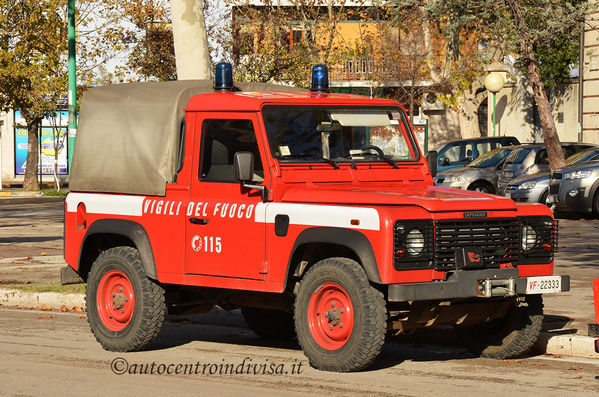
[406,229,425,256]
[521,225,538,251]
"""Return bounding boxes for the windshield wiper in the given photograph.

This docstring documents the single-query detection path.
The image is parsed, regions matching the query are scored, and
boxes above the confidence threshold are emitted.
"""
[352,146,398,168]
[319,157,339,168]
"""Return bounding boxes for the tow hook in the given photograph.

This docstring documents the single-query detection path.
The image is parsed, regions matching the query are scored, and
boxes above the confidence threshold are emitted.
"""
[478,278,516,298]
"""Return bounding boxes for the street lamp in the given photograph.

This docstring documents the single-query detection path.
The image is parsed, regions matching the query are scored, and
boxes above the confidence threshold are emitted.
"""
[484,72,505,137]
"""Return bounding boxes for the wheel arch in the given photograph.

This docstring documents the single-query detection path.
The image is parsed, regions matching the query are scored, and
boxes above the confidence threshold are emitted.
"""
[77,219,157,281]
[284,227,381,291]
[467,179,495,194]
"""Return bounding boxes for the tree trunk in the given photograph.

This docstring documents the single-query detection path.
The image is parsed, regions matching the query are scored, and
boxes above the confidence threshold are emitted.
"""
[23,117,41,191]
[170,0,211,80]
[505,0,565,171]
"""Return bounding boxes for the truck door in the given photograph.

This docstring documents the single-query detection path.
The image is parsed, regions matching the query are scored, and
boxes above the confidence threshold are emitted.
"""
[185,114,267,280]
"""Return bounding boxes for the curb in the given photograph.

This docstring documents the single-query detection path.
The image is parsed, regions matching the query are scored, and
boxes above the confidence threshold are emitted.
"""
[0,289,85,310]
[0,287,596,359]
[535,332,598,359]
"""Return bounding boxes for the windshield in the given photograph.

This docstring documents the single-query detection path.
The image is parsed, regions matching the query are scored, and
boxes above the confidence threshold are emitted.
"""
[468,147,512,168]
[566,149,599,165]
[505,147,531,164]
[261,106,419,164]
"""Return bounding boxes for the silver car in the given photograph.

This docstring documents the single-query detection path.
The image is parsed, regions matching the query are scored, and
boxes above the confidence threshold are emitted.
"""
[502,148,599,204]
[549,160,599,214]
[497,143,596,195]
[434,146,515,193]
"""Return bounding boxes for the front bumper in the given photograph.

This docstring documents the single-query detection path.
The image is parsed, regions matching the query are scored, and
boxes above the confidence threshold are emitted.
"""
[388,268,570,302]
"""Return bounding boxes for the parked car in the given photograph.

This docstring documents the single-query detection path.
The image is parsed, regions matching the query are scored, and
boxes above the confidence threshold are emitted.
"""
[504,148,599,204]
[548,159,599,214]
[496,143,596,195]
[434,146,517,193]
[434,136,520,173]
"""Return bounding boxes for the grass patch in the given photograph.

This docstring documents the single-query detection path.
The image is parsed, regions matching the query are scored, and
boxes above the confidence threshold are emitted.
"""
[42,189,69,197]
[4,283,86,294]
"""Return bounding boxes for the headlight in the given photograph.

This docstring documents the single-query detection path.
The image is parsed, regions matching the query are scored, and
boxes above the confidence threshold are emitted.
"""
[405,229,425,256]
[521,225,538,251]
[565,170,592,179]
[445,175,466,183]
[518,181,537,190]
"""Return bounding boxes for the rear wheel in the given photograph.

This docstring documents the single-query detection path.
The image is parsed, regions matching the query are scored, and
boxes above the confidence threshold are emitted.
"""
[468,181,494,194]
[455,295,543,359]
[86,246,166,352]
[593,189,599,217]
[242,307,295,339]
[294,257,387,372]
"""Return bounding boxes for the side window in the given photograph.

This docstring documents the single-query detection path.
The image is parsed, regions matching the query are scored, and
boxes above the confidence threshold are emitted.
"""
[199,119,264,183]
[535,149,549,164]
[440,143,473,165]
[476,142,492,156]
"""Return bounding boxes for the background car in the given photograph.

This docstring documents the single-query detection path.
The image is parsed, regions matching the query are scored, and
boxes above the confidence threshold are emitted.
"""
[549,160,599,215]
[496,143,596,195]
[434,146,516,193]
[503,148,599,204]
[434,136,520,173]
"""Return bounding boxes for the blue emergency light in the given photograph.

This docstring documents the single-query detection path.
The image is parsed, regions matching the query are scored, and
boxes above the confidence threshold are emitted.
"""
[311,65,329,93]
[214,62,234,91]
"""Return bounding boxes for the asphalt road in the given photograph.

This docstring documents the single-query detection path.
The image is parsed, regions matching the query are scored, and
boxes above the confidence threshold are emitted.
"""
[1,307,598,396]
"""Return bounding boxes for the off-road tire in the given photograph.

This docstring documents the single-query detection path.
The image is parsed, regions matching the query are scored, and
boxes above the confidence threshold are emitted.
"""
[242,307,296,339]
[455,295,543,359]
[294,257,387,372]
[86,246,166,352]
[468,181,495,194]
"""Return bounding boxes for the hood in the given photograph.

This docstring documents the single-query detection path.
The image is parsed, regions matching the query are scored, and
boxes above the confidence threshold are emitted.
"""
[508,172,550,185]
[281,184,517,212]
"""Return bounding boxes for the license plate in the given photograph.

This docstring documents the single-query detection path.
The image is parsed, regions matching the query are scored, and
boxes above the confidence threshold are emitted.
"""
[526,276,562,294]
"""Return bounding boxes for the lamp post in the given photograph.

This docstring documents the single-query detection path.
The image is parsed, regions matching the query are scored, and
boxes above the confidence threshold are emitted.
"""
[484,72,505,137]
[67,0,77,174]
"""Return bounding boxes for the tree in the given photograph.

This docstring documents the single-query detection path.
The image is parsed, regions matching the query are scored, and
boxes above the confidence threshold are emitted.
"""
[0,0,67,190]
[227,1,371,87]
[417,0,595,170]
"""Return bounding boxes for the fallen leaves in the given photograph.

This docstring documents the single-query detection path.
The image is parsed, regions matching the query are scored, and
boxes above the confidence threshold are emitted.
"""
[72,306,84,313]
[37,314,56,319]
[503,359,522,364]
[40,304,52,311]
[40,252,47,256]
[568,366,583,371]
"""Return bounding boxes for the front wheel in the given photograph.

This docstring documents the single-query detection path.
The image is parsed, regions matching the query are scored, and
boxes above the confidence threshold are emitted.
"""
[455,295,543,359]
[86,246,166,352]
[468,181,494,194]
[294,257,387,372]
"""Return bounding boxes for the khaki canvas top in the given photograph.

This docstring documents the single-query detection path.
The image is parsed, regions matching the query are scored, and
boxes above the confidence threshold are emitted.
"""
[69,80,306,196]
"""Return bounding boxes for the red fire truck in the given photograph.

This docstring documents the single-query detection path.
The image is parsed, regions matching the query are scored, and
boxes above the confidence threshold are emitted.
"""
[63,64,568,372]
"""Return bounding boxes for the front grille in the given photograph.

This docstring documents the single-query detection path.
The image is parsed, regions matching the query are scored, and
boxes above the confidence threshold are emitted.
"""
[434,219,519,270]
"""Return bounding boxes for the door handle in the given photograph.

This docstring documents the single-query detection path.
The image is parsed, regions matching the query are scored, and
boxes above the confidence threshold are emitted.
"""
[189,218,209,225]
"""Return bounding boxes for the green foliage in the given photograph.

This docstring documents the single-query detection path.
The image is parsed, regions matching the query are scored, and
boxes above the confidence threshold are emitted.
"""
[0,0,66,119]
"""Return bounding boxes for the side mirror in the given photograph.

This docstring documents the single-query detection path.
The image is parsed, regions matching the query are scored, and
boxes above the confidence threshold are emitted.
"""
[234,151,254,182]
[426,150,438,177]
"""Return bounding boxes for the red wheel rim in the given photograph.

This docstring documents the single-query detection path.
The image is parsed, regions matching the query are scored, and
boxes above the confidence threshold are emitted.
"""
[307,282,354,350]
[96,270,135,331]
